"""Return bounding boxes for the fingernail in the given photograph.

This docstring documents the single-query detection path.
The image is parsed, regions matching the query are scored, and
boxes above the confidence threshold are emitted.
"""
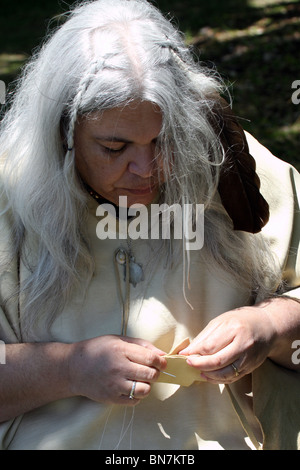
[179,347,190,355]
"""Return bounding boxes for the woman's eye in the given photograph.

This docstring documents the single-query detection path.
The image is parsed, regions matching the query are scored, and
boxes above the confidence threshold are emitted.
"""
[102,145,126,155]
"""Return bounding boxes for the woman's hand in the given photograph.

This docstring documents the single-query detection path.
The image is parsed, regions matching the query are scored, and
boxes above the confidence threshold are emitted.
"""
[0,336,166,422]
[180,298,300,383]
[68,335,167,405]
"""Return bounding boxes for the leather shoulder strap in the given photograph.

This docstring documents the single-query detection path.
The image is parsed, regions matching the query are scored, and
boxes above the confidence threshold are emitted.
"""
[210,97,269,233]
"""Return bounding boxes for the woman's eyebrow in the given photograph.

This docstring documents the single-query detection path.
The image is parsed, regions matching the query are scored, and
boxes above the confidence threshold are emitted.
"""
[95,136,132,143]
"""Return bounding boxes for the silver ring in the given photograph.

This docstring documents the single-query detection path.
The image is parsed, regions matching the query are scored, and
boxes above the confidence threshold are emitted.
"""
[231,362,240,377]
[129,381,136,400]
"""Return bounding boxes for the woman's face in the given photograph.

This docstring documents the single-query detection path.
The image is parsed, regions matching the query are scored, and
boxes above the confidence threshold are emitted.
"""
[74,101,164,207]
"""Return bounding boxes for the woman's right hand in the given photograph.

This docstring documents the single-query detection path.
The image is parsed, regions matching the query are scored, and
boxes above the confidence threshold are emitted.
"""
[67,335,167,405]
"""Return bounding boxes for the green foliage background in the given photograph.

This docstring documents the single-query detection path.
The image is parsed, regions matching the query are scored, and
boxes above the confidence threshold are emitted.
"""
[0,0,299,169]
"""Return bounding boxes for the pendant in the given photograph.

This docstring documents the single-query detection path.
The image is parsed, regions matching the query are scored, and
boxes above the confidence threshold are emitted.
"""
[128,256,144,287]
[115,249,144,287]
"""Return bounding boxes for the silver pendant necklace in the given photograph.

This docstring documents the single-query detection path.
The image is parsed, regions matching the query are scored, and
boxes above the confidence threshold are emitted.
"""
[114,242,144,335]
[126,238,144,287]
[115,240,144,287]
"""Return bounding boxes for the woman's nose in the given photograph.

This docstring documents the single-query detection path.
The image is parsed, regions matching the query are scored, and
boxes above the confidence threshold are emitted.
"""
[127,145,155,178]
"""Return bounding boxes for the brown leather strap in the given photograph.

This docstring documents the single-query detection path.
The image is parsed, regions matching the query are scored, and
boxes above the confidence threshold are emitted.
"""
[211,97,269,234]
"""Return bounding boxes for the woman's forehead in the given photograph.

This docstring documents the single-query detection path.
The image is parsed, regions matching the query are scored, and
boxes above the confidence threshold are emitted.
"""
[77,101,162,142]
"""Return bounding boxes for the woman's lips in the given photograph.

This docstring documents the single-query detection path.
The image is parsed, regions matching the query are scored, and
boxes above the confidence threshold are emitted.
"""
[121,185,156,195]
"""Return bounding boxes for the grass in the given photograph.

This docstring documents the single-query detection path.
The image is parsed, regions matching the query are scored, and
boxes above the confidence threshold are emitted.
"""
[0,0,299,169]
[155,0,300,169]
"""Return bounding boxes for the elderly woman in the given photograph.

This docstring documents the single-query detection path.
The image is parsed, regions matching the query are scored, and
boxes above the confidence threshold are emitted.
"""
[0,0,299,450]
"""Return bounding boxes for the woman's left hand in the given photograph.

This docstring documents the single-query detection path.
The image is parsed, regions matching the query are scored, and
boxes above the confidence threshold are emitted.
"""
[179,304,277,384]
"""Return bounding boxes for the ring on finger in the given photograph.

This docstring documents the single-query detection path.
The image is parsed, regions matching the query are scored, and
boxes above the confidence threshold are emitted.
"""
[129,380,137,400]
[231,362,240,377]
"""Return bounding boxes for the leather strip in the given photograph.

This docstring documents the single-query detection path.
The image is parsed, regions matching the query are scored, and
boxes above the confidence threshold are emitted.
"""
[210,97,270,234]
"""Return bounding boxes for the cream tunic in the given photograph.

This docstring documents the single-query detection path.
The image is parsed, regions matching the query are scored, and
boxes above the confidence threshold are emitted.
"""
[0,133,299,450]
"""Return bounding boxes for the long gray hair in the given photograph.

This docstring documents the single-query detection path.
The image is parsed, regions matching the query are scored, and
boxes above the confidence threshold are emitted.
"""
[0,0,281,336]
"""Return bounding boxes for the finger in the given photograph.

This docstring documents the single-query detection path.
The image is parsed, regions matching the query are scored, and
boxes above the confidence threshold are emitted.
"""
[186,341,237,371]
[179,312,245,356]
[200,361,243,384]
[180,329,234,357]
[123,336,167,355]
[120,380,151,404]
[129,361,162,383]
[125,342,167,371]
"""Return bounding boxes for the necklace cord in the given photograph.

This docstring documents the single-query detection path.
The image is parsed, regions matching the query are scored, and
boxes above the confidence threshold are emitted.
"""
[114,248,131,336]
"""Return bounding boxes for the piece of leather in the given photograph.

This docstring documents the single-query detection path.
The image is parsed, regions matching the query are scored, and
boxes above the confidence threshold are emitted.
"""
[157,338,206,386]
[211,97,270,234]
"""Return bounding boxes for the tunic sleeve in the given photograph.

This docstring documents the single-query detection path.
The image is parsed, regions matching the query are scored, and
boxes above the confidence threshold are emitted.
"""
[246,132,300,297]
[0,190,23,449]
[245,132,300,450]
